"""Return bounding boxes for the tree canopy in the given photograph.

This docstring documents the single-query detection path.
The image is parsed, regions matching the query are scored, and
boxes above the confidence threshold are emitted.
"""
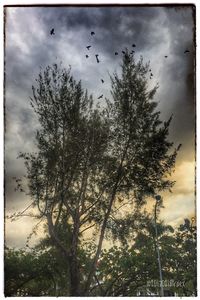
[6,52,187,296]
[5,217,196,296]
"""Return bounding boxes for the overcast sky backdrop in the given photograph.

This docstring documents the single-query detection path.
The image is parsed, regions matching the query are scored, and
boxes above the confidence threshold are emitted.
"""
[5,5,195,248]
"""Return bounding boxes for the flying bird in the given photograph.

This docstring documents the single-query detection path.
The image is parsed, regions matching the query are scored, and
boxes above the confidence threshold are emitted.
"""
[50,28,55,35]
[95,54,100,63]
[132,44,136,47]
[184,50,190,53]
[131,50,135,54]
[86,45,91,50]
[101,79,104,83]
[122,51,125,54]
[150,73,153,77]
[98,94,103,99]
[115,52,118,55]
[91,31,95,36]
[177,143,182,151]
[86,55,89,58]
[164,56,168,58]
[15,178,21,182]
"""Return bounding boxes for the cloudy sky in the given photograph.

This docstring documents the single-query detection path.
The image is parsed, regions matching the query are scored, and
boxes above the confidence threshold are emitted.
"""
[5,5,195,248]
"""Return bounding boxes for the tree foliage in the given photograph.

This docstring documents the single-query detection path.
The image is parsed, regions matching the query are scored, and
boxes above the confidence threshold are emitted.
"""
[8,52,182,295]
[5,218,196,296]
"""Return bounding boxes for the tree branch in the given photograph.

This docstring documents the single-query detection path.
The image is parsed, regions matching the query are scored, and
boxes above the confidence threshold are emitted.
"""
[83,136,131,294]
[80,223,96,235]
[47,212,70,259]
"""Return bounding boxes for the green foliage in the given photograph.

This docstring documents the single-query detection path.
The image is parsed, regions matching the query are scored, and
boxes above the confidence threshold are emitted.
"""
[172,219,197,296]
[91,218,196,296]
[25,64,111,218]
[5,218,196,296]
[5,246,66,296]
[108,52,178,203]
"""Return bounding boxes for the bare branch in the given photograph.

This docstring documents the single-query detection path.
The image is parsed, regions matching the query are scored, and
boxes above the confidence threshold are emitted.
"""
[111,200,133,214]
[80,223,96,235]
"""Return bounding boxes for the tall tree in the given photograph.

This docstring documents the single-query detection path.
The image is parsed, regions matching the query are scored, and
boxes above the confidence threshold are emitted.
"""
[18,63,111,295]
[15,52,179,295]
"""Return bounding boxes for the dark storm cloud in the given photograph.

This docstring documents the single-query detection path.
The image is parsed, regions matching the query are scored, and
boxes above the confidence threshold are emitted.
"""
[152,7,195,159]
[5,5,195,174]
[34,6,164,57]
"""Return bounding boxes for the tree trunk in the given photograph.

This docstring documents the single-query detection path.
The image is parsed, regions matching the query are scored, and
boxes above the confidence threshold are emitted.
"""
[69,256,81,296]
[83,178,120,295]
[83,141,130,295]
[69,213,81,296]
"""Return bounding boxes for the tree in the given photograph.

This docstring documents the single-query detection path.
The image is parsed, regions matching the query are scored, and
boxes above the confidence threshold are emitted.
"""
[89,216,196,296]
[5,246,63,296]
[172,218,197,296]
[12,52,179,295]
[5,235,91,296]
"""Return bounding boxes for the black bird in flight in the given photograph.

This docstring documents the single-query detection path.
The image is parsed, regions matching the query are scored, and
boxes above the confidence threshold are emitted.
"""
[101,79,104,83]
[150,73,153,77]
[95,54,100,63]
[131,50,135,54]
[132,44,136,47]
[149,69,152,72]
[184,50,190,53]
[177,143,182,151]
[14,178,22,183]
[98,94,103,99]
[86,55,89,58]
[86,45,91,50]
[122,50,125,54]
[91,31,95,36]
[164,56,168,58]
[115,52,118,55]
[50,28,55,35]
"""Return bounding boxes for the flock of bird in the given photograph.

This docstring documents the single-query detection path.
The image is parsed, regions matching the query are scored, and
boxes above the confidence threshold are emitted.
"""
[12,177,24,192]
[50,28,190,100]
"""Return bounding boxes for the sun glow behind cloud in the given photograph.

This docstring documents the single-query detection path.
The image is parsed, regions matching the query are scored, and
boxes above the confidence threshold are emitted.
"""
[161,159,195,224]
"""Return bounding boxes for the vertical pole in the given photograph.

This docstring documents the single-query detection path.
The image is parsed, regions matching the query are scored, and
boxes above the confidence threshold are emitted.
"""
[154,199,164,297]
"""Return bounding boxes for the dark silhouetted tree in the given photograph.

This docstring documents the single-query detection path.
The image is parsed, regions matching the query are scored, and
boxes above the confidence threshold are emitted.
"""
[14,52,180,295]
